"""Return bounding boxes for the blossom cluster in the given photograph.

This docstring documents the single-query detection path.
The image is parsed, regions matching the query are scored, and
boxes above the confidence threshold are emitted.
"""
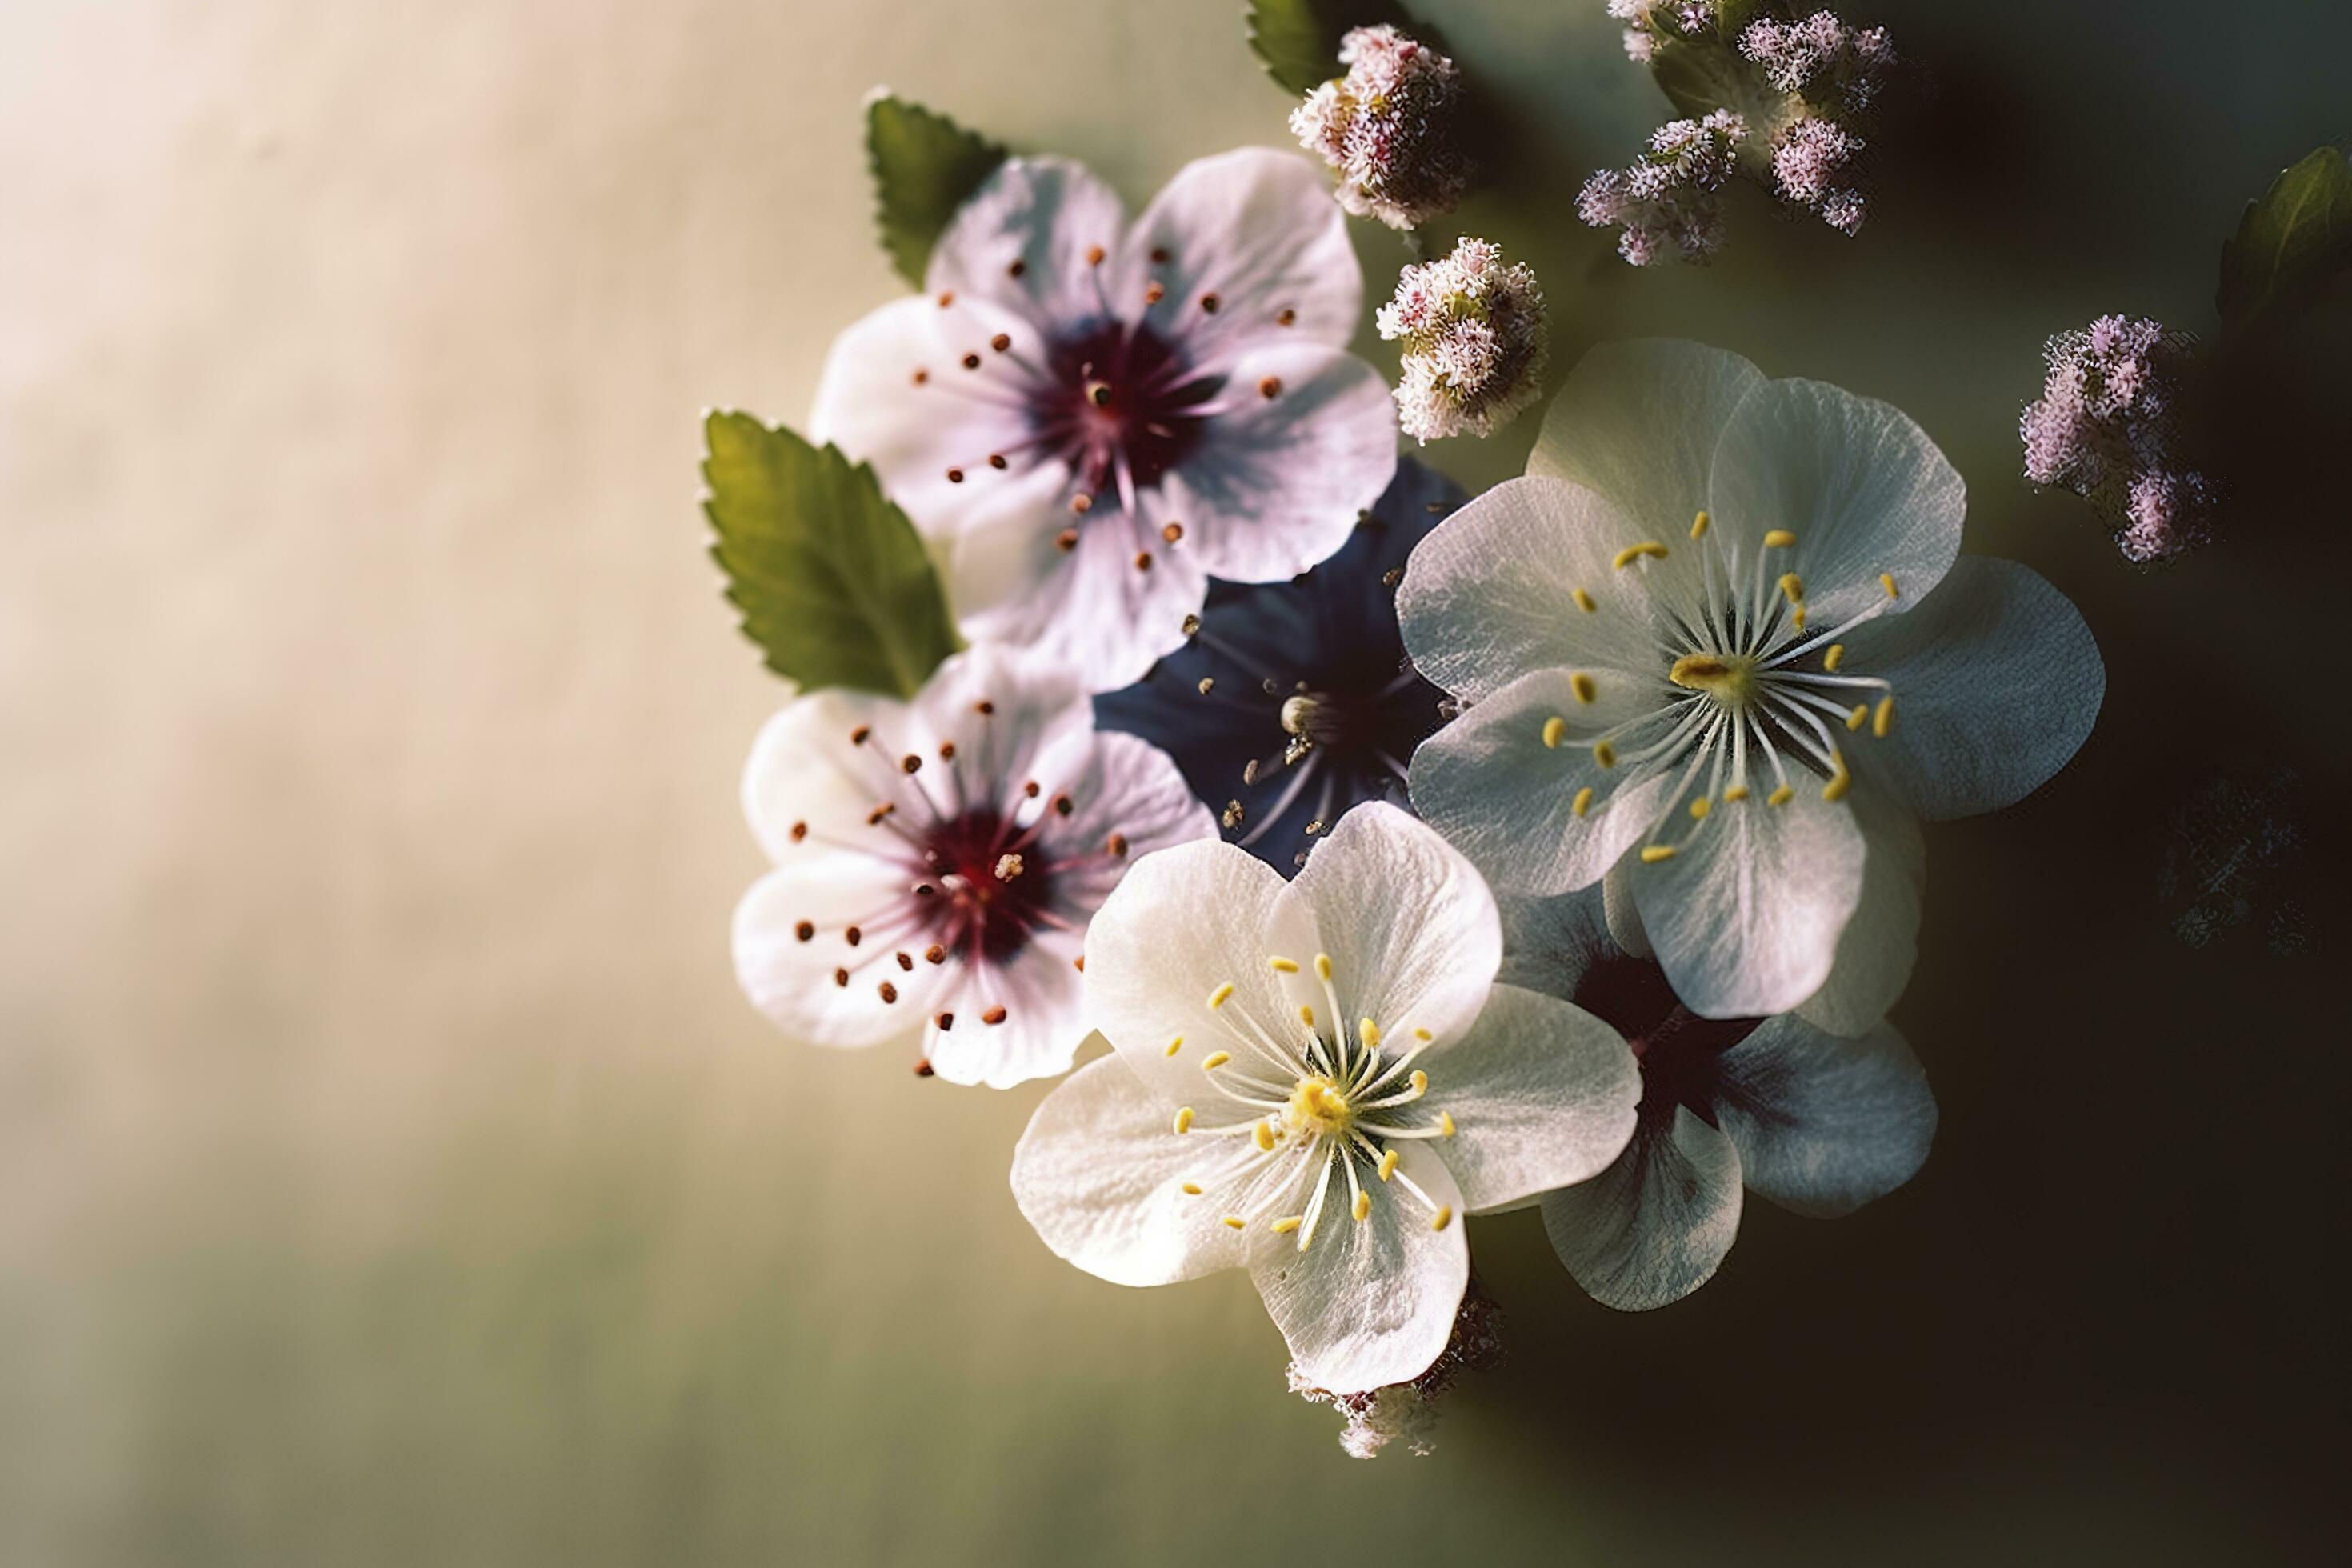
[1375,238,1550,442]
[1290,25,1475,230]
[1575,110,1747,266]
[2020,314,2222,563]
[1608,0,1726,62]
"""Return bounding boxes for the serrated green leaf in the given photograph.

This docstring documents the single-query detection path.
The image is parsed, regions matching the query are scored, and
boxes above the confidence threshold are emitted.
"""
[702,412,962,698]
[867,94,1007,289]
[1246,0,1418,97]
[2217,146,2352,334]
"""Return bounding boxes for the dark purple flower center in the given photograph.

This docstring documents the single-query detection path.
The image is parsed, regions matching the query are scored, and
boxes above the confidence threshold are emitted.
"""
[1570,951,1762,1121]
[918,807,1060,966]
[1037,320,1220,500]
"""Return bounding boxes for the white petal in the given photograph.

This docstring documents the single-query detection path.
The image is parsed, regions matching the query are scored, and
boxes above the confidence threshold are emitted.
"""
[1526,338,1766,615]
[1126,147,1362,350]
[1494,883,1614,998]
[1156,341,1395,585]
[807,293,1035,530]
[926,156,1135,327]
[741,687,904,862]
[1395,475,1677,704]
[1010,1051,1254,1286]
[1795,782,1922,1037]
[1421,983,1640,1212]
[1082,838,1321,1114]
[907,642,1093,786]
[1837,557,2105,822]
[1407,667,1682,896]
[732,862,946,1050]
[1629,786,1866,1018]
[1248,1139,1467,1394]
[1713,1016,1937,1218]
[1705,376,1966,629]
[1540,1106,1742,1311]
[1277,803,1501,1047]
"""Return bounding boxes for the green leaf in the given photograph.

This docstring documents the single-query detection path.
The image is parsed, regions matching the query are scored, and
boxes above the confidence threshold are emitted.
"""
[1246,0,1418,97]
[702,412,962,698]
[1648,38,1752,122]
[866,93,1007,290]
[2217,146,2352,333]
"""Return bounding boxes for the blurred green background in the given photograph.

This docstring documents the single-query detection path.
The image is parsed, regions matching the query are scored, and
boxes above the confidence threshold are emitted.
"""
[3,0,2346,1562]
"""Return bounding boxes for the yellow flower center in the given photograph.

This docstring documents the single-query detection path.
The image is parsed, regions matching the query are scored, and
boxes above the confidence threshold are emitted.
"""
[1284,1075,1355,1138]
[1667,651,1761,707]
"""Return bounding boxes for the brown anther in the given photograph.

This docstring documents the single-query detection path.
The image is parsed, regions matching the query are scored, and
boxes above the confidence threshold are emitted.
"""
[937,1010,956,1029]
[1200,293,1221,314]
[1070,494,1094,514]
[1181,614,1202,635]
[789,821,808,842]
[1052,794,1074,816]
[794,920,815,942]
[850,726,871,745]
[866,803,894,826]
[1197,677,1215,694]
[1085,244,1106,266]
[1162,522,1184,544]
[1150,246,1170,263]
[990,333,1011,353]
[937,291,955,308]
[1304,818,1326,836]
[914,883,935,898]
[1055,529,1080,551]
[974,699,995,714]
[1134,550,1153,571]
[1107,832,1129,858]
[914,1057,936,1075]
[845,926,862,946]
[878,981,898,1004]
[901,754,922,774]
[1222,799,1245,829]
[1277,307,1297,326]
[938,741,957,760]
[1144,281,1166,304]
[1258,376,1283,400]
[946,466,965,483]
[1073,955,1085,973]
[912,368,930,385]
[1007,258,1027,278]
[925,944,946,964]
[1023,780,1041,797]
[962,353,982,370]
[1382,566,1404,586]
[988,454,1007,470]
[1087,382,1114,408]
[896,951,914,971]
[982,1006,1008,1025]
[1242,758,1261,786]
[834,968,850,987]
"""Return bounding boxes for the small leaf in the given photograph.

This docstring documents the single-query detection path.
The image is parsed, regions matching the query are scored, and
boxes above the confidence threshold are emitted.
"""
[1648,38,1752,122]
[703,412,962,698]
[1246,0,1418,97]
[2217,146,2352,333]
[867,93,1007,289]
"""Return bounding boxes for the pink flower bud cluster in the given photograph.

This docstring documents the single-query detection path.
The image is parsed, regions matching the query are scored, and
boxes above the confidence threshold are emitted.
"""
[2020,315,2220,564]
[1375,238,1550,442]
[1607,0,1726,62]
[1738,10,1894,108]
[1290,25,1475,230]
[1575,110,1747,266]
[1770,114,1868,233]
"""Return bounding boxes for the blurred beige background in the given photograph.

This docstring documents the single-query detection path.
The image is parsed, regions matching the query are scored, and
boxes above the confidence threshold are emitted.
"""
[5,1,2346,1563]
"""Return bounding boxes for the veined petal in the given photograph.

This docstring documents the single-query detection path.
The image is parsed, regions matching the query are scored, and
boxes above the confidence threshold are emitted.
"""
[1157,342,1396,586]
[1629,785,1866,1019]
[1837,557,2104,822]
[741,687,906,862]
[1397,475,1676,706]
[1795,782,1922,1037]
[733,861,949,1050]
[1540,1106,1742,1312]
[927,156,1135,327]
[926,933,1089,1088]
[1713,1016,1937,1218]
[1126,147,1363,350]
[1248,1138,1468,1394]
[1705,376,1966,630]
[1423,983,1640,1213]
[1277,803,1502,1048]
[1027,729,1222,912]
[1011,1051,1254,1286]
[1408,668,1682,897]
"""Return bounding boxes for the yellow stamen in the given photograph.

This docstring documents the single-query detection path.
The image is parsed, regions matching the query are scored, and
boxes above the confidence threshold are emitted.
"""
[1873,695,1895,737]
[1298,1005,1314,1028]
[1378,1149,1399,1182]
[1571,587,1597,613]
[1778,571,1805,604]
[1768,784,1794,806]
[1207,982,1234,1010]
[1640,844,1678,863]
[1253,1119,1275,1151]
[1763,528,1797,548]
[1690,510,1712,540]
[1351,1190,1372,1222]
[1314,954,1333,981]
[1668,652,1759,705]
[1268,956,1298,974]
[1689,796,1712,820]
[1881,572,1899,598]
[1723,785,1750,802]
[1201,1050,1231,1070]
[1271,1215,1302,1234]
[1431,1205,1454,1232]
[1594,742,1618,769]
[1572,786,1594,818]
[1570,673,1597,705]
[1822,749,1852,803]
[1222,1215,1246,1230]
[1823,642,1846,673]
[1407,1069,1428,1098]
[1846,704,1868,731]
[1438,1111,1456,1138]
[1166,1035,1182,1057]
[1360,1018,1382,1051]
[1413,1028,1432,1042]
[1173,1107,1195,1134]
[1792,604,1807,630]
[1542,715,1567,749]
[1611,541,1670,570]
[1180,1182,1202,1194]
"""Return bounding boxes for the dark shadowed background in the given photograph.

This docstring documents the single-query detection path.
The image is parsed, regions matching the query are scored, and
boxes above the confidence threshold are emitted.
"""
[3,0,2346,1562]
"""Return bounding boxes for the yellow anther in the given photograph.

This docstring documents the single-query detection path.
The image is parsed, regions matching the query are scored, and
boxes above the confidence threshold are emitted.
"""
[1611,541,1670,570]
[1823,642,1846,673]
[1778,571,1806,604]
[1431,1205,1454,1232]
[1690,796,1713,820]
[1792,605,1807,630]
[1690,510,1712,540]
[1438,1111,1457,1138]
[1822,749,1852,803]
[1571,587,1597,613]
[1846,704,1868,731]
[1298,1005,1315,1028]
[1669,652,1759,705]
[1414,1028,1432,1042]
[1174,1107,1195,1134]
[1542,715,1567,749]
[1408,1069,1428,1098]
[1360,1018,1382,1050]
[1180,1182,1202,1194]
[1572,786,1594,818]
[1763,528,1798,548]
[1767,783,1794,806]
[1594,742,1618,769]
[1207,982,1234,1010]
[1201,1050,1232,1070]
[1881,572,1900,598]
[1166,1035,1182,1057]
[1253,1119,1275,1151]
[1222,1215,1246,1230]
[1640,844,1678,863]
[1723,784,1750,802]
[1271,1215,1302,1234]
[1314,954,1333,981]
[1873,695,1895,738]
[1570,672,1597,705]
[1351,1190,1372,1222]
[1378,1149,1400,1182]
[1268,956,1299,974]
